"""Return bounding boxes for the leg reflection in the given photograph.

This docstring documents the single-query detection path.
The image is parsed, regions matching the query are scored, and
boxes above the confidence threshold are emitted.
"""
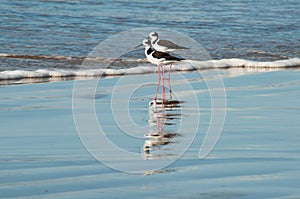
[143,99,183,160]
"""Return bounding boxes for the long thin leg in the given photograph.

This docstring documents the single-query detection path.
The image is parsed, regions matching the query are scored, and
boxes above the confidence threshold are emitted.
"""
[168,63,172,99]
[154,64,161,101]
[162,65,165,103]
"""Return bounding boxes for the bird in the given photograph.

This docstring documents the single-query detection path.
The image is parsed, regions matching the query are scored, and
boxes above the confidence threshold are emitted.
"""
[147,32,188,99]
[148,32,188,53]
[142,39,183,65]
[142,39,183,102]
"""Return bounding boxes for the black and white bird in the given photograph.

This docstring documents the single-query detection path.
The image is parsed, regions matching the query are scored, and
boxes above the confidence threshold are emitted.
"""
[142,39,183,101]
[142,39,183,66]
[148,32,188,53]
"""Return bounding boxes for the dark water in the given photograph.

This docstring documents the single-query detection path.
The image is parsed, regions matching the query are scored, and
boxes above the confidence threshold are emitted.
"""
[0,0,300,71]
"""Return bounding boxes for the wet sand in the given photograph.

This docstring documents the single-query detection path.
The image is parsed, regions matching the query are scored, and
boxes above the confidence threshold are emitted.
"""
[0,69,300,198]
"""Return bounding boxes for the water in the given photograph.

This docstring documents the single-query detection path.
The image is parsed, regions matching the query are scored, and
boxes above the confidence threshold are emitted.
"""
[1,70,300,198]
[1,1,300,197]
[1,0,299,75]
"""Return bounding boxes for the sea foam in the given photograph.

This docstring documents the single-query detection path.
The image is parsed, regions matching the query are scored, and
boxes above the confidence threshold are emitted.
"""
[0,58,299,81]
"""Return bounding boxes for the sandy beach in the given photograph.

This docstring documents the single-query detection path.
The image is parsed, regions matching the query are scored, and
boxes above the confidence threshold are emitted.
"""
[1,68,299,198]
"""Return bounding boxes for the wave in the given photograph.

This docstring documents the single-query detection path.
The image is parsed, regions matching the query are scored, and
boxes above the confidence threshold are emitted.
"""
[0,53,85,61]
[0,53,146,63]
[0,57,299,83]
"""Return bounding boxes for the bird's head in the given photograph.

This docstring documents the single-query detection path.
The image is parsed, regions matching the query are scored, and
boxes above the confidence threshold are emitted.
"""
[134,39,150,49]
[148,32,158,40]
[142,39,151,47]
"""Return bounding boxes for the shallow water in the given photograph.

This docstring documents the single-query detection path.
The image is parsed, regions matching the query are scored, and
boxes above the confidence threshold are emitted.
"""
[1,0,299,73]
[1,1,300,198]
[0,69,299,198]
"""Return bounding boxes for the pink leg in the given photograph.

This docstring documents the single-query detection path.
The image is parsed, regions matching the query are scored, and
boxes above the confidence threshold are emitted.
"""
[162,65,165,103]
[168,63,172,99]
[154,64,161,101]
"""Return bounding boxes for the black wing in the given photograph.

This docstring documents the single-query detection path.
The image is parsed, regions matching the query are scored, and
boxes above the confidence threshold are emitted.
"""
[152,51,183,61]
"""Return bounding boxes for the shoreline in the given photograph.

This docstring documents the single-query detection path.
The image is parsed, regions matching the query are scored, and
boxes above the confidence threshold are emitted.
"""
[1,65,300,86]
[1,57,300,86]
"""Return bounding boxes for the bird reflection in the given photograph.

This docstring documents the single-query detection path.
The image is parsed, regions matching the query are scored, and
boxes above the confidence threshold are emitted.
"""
[143,98,182,160]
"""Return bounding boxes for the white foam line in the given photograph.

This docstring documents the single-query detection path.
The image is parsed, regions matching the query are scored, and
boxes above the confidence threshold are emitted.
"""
[0,58,299,81]
[211,58,300,68]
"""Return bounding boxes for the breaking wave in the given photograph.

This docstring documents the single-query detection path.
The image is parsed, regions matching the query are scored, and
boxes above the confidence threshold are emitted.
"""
[0,53,299,84]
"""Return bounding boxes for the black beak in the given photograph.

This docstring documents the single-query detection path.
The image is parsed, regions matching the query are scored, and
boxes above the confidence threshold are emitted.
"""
[134,43,143,49]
